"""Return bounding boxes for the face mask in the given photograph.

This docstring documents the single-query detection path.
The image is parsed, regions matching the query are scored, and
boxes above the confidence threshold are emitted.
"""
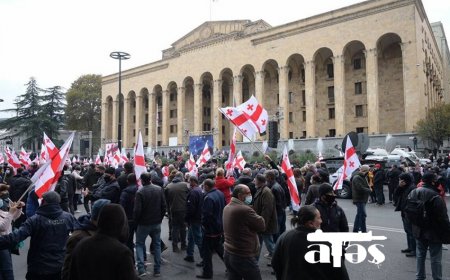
[104,176,112,183]
[325,195,336,205]
[244,195,252,205]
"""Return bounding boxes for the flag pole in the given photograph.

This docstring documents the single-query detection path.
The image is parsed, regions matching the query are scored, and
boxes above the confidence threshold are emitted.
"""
[218,108,266,155]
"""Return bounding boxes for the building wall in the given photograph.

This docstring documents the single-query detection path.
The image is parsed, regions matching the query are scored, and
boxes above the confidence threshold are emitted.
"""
[101,0,447,150]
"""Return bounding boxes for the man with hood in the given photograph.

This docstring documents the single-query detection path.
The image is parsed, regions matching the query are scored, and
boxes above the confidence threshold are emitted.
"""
[0,191,77,280]
[313,183,349,233]
[68,204,137,280]
[234,168,256,197]
[61,199,111,280]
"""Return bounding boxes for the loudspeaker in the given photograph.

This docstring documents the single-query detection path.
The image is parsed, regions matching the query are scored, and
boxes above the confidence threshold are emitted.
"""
[268,121,278,148]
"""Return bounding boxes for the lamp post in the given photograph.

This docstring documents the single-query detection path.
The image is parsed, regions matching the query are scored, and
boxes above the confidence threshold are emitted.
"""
[110,51,130,150]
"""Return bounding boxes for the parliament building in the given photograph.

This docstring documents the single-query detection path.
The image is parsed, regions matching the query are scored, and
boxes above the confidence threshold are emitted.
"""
[101,0,450,149]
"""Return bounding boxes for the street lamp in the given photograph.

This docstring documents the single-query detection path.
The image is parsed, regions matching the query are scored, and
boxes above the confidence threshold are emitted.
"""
[110,51,130,150]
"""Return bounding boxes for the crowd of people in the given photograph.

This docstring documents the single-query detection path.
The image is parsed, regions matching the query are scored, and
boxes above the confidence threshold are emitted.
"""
[0,151,449,280]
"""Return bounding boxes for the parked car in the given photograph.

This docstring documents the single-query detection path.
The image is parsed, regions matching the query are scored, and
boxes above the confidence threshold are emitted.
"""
[390,148,431,165]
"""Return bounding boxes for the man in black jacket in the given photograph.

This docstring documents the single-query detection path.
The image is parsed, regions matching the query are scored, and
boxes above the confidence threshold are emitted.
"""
[0,191,77,280]
[408,172,450,280]
[313,184,349,233]
[265,170,286,243]
[133,172,166,277]
[234,168,256,197]
[184,176,204,263]
[394,173,416,257]
[373,164,385,206]
[91,167,120,203]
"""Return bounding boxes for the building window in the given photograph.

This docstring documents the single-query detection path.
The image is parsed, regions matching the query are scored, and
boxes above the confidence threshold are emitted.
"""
[170,109,178,118]
[301,90,306,106]
[302,131,307,138]
[328,108,335,119]
[145,128,148,136]
[329,129,336,137]
[289,112,293,123]
[288,92,293,104]
[301,68,305,83]
[302,111,306,122]
[132,100,136,108]
[203,123,211,131]
[133,129,136,137]
[144,142,148,147]
[157,141,161,146]
[289,132,294,139]
[203,107,211,117]
[157,97,162,106]
[157,127,161,135]
[354,58,362,70]
[170,93,177,102]
[170,125,177,133]
[327,63,334,78]
[277,94,279,105]
[355,82,362,95]
[355,105,364,117]
[328,86,335,103]
[356,127,365,133]
[222,125,225,135]
[145,114,148,125]
[133,115,136,123]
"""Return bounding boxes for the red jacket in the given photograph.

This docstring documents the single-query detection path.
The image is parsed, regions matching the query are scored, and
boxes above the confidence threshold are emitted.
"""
[215,176,235,204]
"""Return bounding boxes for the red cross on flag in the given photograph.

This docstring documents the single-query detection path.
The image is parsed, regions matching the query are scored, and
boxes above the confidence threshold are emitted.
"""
[236,95,268,134]
[186,153,198,176]
[43,132,59,160]
[196,142,211,167]
[225,127,237,172]
[233,150,246,170]
[19,147,32,167]
[34,132,74,198]
[0,153,4,165]
[334,136,361,190]
[281,145,300,211]
[219,106,258,139]
[40,144,49,165]
[4,146,21,169]
[134,130,147,186]
[120,149,129,164]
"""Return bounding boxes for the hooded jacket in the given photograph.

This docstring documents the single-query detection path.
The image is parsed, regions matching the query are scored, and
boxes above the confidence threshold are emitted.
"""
[0,203,77,274]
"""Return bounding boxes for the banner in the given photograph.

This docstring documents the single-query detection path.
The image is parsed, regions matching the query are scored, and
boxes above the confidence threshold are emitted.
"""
[189,135,214,155]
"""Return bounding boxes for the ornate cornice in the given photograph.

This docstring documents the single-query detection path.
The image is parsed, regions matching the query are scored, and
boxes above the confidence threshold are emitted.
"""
[102,63,169,85]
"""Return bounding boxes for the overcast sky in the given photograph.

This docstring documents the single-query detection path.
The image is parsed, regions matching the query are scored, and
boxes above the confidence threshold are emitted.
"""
[0,0,449,118]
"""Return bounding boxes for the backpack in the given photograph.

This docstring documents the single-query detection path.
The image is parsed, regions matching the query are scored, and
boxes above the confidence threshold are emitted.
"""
[404,191,438,227]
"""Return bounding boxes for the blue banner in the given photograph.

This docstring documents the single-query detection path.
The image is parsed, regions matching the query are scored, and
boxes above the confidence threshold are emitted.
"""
[189,135,214,155]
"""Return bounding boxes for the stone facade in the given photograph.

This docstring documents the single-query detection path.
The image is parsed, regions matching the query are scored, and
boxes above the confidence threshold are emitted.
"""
[101,0,448,150]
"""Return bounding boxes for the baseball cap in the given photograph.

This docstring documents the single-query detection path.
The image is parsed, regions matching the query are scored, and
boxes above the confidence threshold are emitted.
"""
[319,183,336,197]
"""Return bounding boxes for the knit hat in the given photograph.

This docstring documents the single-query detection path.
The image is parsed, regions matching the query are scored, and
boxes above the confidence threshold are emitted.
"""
[97,204,127,239]
[42,191,61,204]
[319,183,336,197]
[105,167,116,175]
[91,199,111,221]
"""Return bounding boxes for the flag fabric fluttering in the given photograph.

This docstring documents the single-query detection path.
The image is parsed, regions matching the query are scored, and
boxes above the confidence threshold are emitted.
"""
[40,144,49,164]
[334,136,361,190]
[120,149,129,164]
[19,147,31,167]
[233,151,246,170]
[0,153,4,165]
[196,142,211,167]
[262,140,269,154]
[4,146,21,169]
[95,154,102,165]
[225,127,237,171]
[236,95,268,134]
[134,131,147,186]
[186,153,198,176]
[34,133,74,198]
[219,106,258,139]
[43,132,59,159]
[281,145,300,211]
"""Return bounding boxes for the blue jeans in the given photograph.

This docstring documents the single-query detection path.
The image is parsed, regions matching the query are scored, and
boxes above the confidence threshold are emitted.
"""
[402,216,416,252]
[136,223,162,274]
[187,223,203,258]
[416,239,442,280]
[258,233,275,260]
[353,202,367,232]
[0,249,14,280]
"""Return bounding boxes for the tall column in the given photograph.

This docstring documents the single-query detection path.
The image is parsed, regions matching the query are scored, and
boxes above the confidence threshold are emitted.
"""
[333,55,346,136]
[304,61,316,137]
[400,42,420,132]
[255,71,266,106]
[233,75,243,142]
[213,79,223,149]
[278,66,290,139]
[101,102,108,144]
[148,93,155,147]
[135,95,143,143]
[112,100,118,141]
[122,98,130,148]
[162,90,169,146]
[365,48,380,134]
[194,83,203,133]
[177,87,185,146]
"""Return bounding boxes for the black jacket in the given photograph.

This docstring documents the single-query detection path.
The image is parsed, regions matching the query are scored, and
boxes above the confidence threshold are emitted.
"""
[394,183,416,215]
[133,184,166,225]
[269,181,286,215]
[185,185,203,224]
[120,184,138,221]
[313,200,349,232]
[9,175,31,202]
[201,188,225,236]
[373,169,385,188]
[0,203,77,274]
[234,175,256,197]
[92,180,120,203]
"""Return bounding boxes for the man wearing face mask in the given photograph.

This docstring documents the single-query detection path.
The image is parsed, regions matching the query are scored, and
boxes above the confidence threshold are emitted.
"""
[91,167,120,204]
[82,165,105,214]
[313,184,349,233]
[252,174,278,261]
[223,184,265,280]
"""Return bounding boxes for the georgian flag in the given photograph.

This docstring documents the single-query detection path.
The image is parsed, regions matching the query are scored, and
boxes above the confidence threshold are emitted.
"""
[281,145,300,211]
[95,154,102,165]
[121,149,129,163]
[186,153,198,176]
[233,150,246,170]
[219,106,258,139]
[40,144,49,164]
[43,132,59,160]
[236,95,268,134]
[225,127,237,171]
[134,131,147,186]
[334,136,361,190]
[196,142,211,167]
[0,153,4,165]
[4,146,21,169]
[34,133,74,198]
[19,147,32,167]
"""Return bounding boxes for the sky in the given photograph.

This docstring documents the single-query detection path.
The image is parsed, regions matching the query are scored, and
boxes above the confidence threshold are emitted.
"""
[0,0,449,118]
